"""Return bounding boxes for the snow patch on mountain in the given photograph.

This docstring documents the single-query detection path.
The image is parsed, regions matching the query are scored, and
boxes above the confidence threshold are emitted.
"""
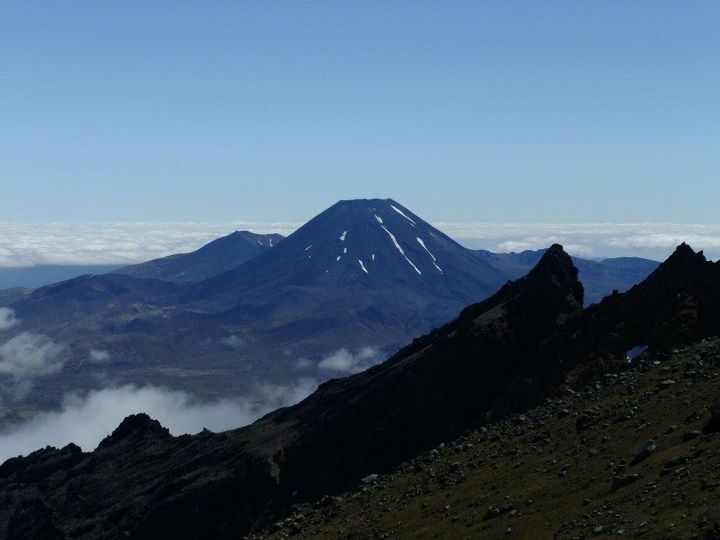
[417,237,443,274]
[391,205,416,226]
[379,224,422,275]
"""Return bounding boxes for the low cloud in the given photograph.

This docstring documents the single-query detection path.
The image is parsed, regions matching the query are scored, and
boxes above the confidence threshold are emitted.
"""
[0,308,20,331]
[294,358,313,370]
[437,222,720,261]
[0,332,66,378]
[221,335,246,351]
[0,221,300,268]
[88,349,111,363]
[0,378,318,463]
[318,347,383,375]
[1,221,719,269]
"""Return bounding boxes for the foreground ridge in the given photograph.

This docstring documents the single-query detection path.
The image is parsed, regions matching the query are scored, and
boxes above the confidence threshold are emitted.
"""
[260,337,720,539]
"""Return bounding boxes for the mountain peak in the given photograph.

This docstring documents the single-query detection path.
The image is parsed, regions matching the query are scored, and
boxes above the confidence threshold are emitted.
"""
[206,197,504,289]
[525,244,584,308]
[640,242,710,290]
[529,243,568,274]
[665,242,705,266]
[97,413,170,449]
[334,197,396,205]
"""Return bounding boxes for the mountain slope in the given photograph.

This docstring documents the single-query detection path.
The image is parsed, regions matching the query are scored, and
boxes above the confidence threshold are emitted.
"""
[263,337,720,540]
[0,265,122,290]
[187,198,506,311]
[0,244,716,539]
[0,245,584,539]
[115,231,284,283]
[1,199,512,403]
[169,199,510,364]
[474,248,659,305]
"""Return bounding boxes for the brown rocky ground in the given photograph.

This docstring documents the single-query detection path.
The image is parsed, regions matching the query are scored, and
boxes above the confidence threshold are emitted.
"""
[260,337,720,540]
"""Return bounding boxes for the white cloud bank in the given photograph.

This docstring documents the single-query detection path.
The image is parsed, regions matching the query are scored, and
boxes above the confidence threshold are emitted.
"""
[318,347,383,375]
[0,378,317,463]
[436,222,720,261]
[0,221,300,268]
[0,308,20,331]
[0,332,66,378]
[1,221,719,269]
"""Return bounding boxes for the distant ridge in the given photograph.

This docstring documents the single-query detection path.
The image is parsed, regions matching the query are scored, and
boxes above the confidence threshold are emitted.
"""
[115,230,285,283]
[3,199,662,405]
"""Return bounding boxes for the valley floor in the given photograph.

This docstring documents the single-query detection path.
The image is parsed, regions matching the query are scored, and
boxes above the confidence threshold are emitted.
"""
[259,338,720,539]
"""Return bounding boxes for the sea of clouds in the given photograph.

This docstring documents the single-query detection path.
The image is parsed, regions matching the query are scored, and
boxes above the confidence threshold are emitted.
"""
[0,221,299,268]
[438,222,720,261]
[1,221,719,269]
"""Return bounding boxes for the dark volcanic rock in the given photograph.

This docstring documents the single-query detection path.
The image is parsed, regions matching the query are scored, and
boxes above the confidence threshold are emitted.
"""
[7,499,64,540]
[576,412,595,432]
[612,474,641,490]
[541,243,720,383]
[0,444,83,482]
[710,396,720,428]
[474,248,658,306]
[97,413,171,449]
[632,440,657,464]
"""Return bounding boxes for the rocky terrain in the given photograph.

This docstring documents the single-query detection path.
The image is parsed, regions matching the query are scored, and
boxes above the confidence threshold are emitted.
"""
[474,249,658,306]
[260,338,720,539]
[0,243,716,539]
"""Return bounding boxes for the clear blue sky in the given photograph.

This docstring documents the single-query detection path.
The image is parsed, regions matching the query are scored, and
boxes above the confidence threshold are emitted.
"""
[1,1,718,224]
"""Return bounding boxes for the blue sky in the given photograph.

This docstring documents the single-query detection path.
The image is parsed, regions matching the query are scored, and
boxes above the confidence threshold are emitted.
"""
[1,1,718,224]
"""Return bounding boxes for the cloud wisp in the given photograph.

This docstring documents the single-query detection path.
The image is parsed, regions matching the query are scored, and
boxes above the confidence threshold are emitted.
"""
[0,332,66,378]
[0,308,20,331]
[221,335,246,351]
[317,347,383,375]
[88,349,111,363]
[0,378,318,463]
[0,331,67,401]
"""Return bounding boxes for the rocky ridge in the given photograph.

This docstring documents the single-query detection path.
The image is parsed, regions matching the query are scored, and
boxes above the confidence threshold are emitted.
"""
[261,338,720,539]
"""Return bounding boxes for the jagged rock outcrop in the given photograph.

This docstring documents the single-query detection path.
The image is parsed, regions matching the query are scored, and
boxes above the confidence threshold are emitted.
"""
[543,243,720,382]
[97,413,171,449]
